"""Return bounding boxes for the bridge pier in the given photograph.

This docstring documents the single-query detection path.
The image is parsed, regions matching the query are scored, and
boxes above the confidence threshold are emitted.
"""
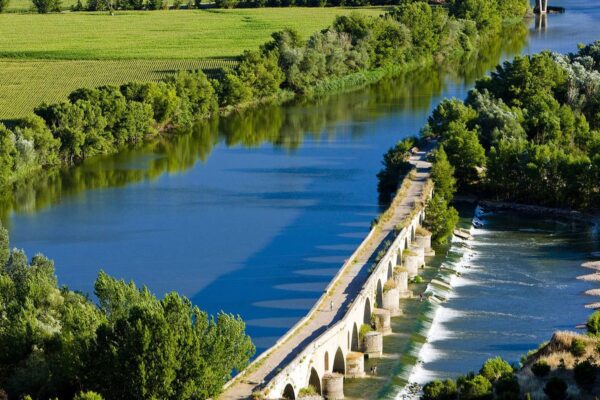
[402,250,420,278]
[322,373,344,400]
[362,331,383,358]
[415,231,434,257]
[381,281,401,317]
[372,308,391,334]
[394,269,412,298]
[345,352,365,378]
[536,0,548,14]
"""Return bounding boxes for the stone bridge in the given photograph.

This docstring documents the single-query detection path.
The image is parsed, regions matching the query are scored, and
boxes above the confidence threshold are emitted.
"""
[220,148,434,400]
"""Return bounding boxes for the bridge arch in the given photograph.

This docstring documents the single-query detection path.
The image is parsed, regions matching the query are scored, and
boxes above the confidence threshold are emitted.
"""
[333,347,345,374]
[351,323,359,351]
[376,279,383,308]
[411,225,416,242]
[363,297,371,325]
[308,367,322,395]
[283,383,296,400]
[324,351,329,371]
[387,261,393,280]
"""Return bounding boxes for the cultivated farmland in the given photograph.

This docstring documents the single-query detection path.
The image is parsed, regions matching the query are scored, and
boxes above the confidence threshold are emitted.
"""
[0,8,386,119]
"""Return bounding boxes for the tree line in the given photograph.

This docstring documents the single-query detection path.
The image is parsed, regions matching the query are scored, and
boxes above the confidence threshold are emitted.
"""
[0,0,529,189]
[0,220,255,400]
[422,41,600,210]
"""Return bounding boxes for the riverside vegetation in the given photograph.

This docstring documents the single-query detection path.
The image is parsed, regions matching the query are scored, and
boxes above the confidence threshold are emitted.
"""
[0,0,530,189]
[385,41,600,399]
[0,220,255,400]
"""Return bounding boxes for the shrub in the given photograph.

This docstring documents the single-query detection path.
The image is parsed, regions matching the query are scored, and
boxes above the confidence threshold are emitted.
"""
[359,323,372,340]
[543,377,567,400]
[573,360,597,389]
[587,310,600,336]
[494,373,519,398]
[74,392,103,400]
[457,374,492,400]
[298,386,318,397]
[531,360,550,377]
[422,379,458,400]
[32,0,61,12]
[570,338,586,357]
[0,0,9,12]
[479,357,512,382]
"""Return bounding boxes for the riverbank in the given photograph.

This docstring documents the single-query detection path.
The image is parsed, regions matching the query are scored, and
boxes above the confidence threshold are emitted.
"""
[0,1,530,191]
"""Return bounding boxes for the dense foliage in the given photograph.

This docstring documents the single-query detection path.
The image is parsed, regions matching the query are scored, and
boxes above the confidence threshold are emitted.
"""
[1,0,528,188]
[0,220,254,400]
[423,41,600,210]
[424,146,459,244]
[422,357,517,400]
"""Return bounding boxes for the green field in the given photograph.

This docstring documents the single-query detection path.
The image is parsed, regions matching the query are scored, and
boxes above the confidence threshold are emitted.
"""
[0,8,386,119]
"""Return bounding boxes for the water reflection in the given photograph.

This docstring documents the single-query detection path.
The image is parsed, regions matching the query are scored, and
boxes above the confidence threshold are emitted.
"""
[0,24,528,225]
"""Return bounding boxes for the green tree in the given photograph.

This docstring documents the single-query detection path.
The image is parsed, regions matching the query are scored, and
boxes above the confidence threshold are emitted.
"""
[430,146,456,202]
[74,391,104,400]
[0,220,8,267]
[479,357,512,382]
[424,194,459,244]
[448,0,500,32]
[0,124,16,186]
[422,378,457,400]
[586,310,600,335]
[0,0,9,12]
[32,0,61,12]
[237,50,284,98]
[457,374,492,400]
[441,122,486,187]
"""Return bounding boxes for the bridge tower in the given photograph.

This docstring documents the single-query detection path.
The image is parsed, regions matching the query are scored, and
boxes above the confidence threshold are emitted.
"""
[536,0,548,14]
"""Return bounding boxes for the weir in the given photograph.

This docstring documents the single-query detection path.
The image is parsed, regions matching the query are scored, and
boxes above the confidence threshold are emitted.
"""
[220,147,435,400]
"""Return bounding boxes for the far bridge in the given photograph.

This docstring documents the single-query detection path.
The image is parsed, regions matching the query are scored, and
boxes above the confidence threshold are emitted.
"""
[220,146,435,400]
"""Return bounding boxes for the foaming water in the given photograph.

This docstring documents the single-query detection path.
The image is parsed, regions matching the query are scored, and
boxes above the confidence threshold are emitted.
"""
[405,207,599,397]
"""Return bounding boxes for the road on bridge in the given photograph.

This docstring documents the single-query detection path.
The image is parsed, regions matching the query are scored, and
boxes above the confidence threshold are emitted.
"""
[219,146,432,400]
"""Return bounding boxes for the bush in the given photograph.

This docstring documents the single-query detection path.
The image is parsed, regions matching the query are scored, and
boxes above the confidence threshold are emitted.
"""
[494,373,519,398]
[570,338,586,357]
[32,0,61,12]
[543,377,567,400]
[424,194,459,245]
[587,310,600,336]
[479,357,512,382]
[0,0,9,12]
[457,374,492,400]
[298,386,318,397]
[74,392,103,400]
[573,360,597,389]
[531,360,550,377]
[422,379,458,400]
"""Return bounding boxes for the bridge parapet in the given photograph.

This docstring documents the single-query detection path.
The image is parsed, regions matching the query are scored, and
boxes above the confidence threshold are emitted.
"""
[262,175,434,399]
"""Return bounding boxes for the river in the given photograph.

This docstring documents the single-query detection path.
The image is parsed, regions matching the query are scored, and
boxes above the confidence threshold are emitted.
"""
[2,0,600,398]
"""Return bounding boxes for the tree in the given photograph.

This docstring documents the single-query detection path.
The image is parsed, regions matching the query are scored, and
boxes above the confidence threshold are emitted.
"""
[457,374,492,400]
[32,0,61,12]
[0,0,9,12]
[0,124,16,186]
[74,391,104,400]
[430,146,456,202]
[586,310,600,335]
[448,0,501,32]
[0,220,8,267]
[237,50,284,98]
[424,194,459,244]
[543,377,567,400]
[376,138,415,203]
[479,357,512,382]
[422,379,458,400]
[441,122,486,187]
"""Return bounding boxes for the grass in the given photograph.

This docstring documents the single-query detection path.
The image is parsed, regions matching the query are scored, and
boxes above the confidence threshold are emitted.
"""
[0,8,387,120]
[0,8,387,60]
[0,59,237,120]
